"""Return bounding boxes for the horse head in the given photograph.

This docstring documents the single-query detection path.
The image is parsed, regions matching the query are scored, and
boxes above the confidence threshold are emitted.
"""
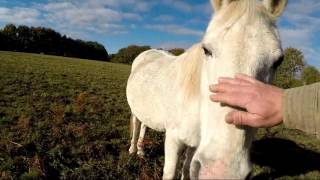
[192,0,287,179]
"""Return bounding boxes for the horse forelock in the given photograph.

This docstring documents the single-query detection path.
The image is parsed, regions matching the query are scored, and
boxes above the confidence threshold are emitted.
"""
[211,0,274,35]
[177,44,204,100]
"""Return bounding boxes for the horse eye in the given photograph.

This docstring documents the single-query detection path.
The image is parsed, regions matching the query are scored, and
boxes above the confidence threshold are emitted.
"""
[272,55,284,70]
[202,45,213,57]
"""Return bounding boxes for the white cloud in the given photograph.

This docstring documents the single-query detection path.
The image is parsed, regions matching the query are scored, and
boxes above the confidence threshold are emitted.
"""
[45,5,141,26]
[0,7,42,25]
[145,24,203,36]
[43,2,74,11]
[67,0,154,12]
[0,0,208,37]
[0,1,144,38]
[43,1,142,24]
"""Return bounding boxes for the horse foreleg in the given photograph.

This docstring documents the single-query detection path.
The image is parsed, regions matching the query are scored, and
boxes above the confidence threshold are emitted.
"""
[129,114,140,154]
[137,123,147,157]
[163,132,183,180]
[189,155,201,180]
[181,147,196,180]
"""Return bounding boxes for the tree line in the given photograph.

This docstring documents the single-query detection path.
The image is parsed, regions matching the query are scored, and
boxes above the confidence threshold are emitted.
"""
[0,24,318,86]
[0,24,185,63]
[0,24,108,61]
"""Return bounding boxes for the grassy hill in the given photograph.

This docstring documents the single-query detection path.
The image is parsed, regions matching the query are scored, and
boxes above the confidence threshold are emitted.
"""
[0,51,319,179]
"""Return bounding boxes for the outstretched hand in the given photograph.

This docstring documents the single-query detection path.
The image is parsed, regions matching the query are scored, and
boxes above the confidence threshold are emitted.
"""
[209,74,284,128]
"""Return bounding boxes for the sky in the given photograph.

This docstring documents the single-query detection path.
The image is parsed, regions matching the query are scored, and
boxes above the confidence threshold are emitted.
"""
[0,0,319,68]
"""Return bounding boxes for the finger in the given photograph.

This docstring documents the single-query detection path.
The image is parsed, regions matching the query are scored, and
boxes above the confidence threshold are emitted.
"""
[210,92,248,108]
[235,73,260,84]
[226,110,262,127]
[209,84,226,93]
[218,77,251,86]
[209,83,249,94]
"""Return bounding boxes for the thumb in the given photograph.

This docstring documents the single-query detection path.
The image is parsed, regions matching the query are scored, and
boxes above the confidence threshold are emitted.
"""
[226,110,262,127]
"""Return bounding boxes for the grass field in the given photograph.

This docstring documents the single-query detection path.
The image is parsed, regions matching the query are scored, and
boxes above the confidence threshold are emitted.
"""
[0,51,320,179]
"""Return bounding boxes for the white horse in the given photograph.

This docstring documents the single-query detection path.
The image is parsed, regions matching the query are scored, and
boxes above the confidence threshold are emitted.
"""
[127,0,287,179]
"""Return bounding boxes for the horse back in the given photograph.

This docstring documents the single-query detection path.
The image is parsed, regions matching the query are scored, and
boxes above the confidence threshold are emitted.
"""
[126,49,176,131]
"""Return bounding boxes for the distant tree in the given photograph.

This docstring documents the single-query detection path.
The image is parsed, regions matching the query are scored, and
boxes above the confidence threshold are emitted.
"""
[84,41,109,60]
[273,48,305,89]
[301,66,320,85]
[17,25,32,51]
[111,45,151,64]
[0,24,109,61]
[169,48,185,56]
[2,24,18,50]
[108,54,116,61]
[2,24,17,37]
[30,27,62,55]
[0,31,8,50]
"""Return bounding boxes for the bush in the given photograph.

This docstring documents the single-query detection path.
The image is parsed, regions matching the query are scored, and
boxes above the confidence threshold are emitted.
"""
[169,48,185,56]
[110,45,151,64]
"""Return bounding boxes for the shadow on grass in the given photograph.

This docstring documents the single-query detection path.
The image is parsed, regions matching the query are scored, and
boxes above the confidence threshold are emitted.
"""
[250,138,320,179]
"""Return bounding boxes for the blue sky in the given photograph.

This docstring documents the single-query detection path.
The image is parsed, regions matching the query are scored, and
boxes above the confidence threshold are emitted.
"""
[0,0,319,68]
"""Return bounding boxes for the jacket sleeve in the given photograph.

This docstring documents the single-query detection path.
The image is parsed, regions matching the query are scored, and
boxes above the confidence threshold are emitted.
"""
[283,82,320,139]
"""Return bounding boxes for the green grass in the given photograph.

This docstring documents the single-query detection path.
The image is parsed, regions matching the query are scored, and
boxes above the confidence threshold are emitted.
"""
[0,51,319,179]
[0,51,164,179]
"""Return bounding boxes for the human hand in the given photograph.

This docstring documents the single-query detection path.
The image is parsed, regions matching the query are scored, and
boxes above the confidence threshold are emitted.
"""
[209,74,284,128]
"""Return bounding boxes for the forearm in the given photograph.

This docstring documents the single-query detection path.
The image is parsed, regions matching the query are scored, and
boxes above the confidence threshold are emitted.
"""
[283,82,320,139]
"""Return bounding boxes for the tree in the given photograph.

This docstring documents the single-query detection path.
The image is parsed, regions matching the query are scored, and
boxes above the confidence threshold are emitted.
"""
[2,24,18,50]
[0,24,109,61]
[0,31,8,50]
[301,66,320,85]
[111,45,151,64]
[2,24,17,37]
[169,48,185,56]
[272,48,305,89]
[17,25,32,51]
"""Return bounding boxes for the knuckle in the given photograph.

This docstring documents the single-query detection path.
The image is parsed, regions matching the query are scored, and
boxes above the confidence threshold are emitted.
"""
[235,112,243,125]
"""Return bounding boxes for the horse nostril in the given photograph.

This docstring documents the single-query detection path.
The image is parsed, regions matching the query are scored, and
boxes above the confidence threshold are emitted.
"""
[245,171,253,180]
[272,55,284,70]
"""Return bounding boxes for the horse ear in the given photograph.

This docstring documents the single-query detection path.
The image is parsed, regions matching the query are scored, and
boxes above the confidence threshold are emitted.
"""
[211,0,235,12]
[211,0,223,12]
[262,0,287,17]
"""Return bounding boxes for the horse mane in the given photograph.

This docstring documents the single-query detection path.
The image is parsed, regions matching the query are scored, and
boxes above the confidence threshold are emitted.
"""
[177,44,204,100]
